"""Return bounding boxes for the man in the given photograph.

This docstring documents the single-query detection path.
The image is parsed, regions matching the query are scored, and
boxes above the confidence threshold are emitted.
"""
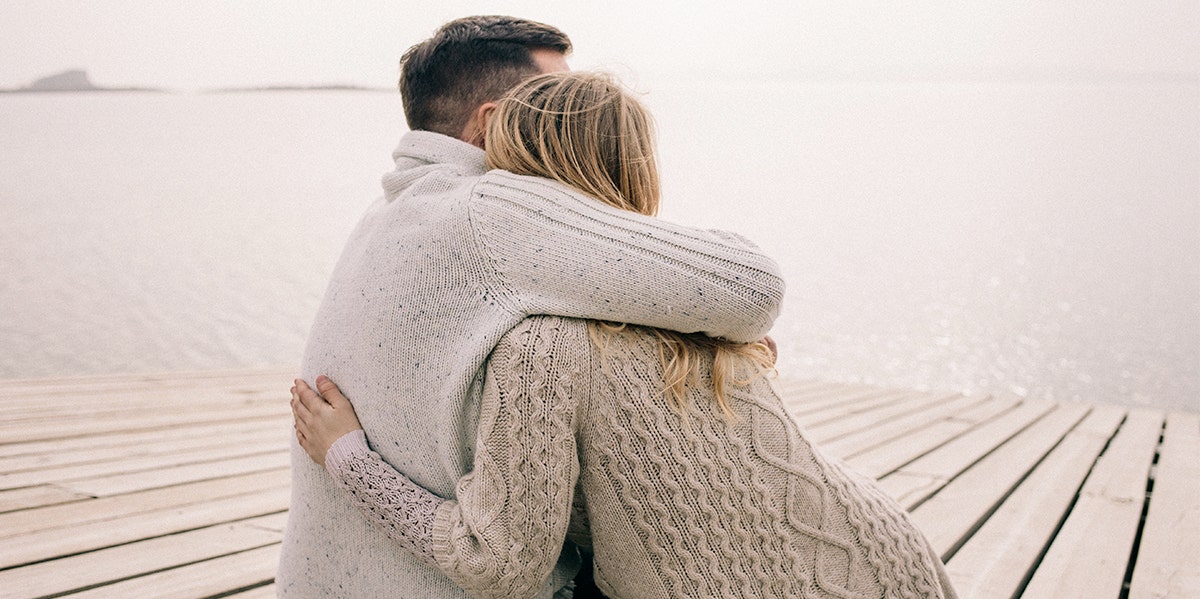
[277,15,785,598]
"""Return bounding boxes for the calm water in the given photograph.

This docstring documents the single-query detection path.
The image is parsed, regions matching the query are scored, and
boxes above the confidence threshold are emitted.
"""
[1,81,1197,411]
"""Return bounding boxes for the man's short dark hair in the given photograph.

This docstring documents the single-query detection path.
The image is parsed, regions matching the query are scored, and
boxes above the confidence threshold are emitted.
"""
[400,16,572,137]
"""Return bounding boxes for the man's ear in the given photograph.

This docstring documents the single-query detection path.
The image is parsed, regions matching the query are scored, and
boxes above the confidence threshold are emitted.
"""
[462,102,498,148]
[480,102,498,124]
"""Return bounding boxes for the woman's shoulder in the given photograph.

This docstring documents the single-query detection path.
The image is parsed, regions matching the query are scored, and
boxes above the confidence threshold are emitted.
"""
[490,318,594,403]
[497,316,592,357]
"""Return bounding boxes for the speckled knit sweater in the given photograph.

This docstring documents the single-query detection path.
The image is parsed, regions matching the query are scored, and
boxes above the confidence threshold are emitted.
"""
[324,316,959,599]
[277,131,786,598]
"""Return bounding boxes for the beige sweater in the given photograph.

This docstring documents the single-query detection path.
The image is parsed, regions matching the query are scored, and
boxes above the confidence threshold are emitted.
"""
[279,132,785,598]
[325,316,958,599]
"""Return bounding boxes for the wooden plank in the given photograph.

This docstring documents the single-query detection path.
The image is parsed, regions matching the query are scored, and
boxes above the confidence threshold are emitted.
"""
[0,468,290,538]
[223,584,277,598]
[907,403,1098,555]
[0,484,92,513]
[0,417,285,459]
[0,516,283,598]
[848,395,1021,479]
[0,403,288,444]
[805,391,959,443]
[0,392,285,428]
[56,543,281,599]
[891,400,1058,480]
[0,486,289,569]
[1021,409,1164,598]
[876,400,1066,509]
[57,451,290,497]
[845,420,970,478]
[1129,411,1200,599]
[0,384,284,414]
[0,437,287,489]
[240,511,290,532]
[0,368,292,400]
[874,471,944,507]
[0,424,285,473]
[795,388,927,426]
[942,406,1126,598]
[773,378,841,398]
[821,392,984,459]
[784,386,908,417]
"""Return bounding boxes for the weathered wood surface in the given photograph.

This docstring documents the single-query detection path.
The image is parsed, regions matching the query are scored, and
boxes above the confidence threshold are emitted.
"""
[0,370,1194,598]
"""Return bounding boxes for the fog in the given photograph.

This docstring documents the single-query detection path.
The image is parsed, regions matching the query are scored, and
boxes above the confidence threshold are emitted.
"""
[2,2,1196,90]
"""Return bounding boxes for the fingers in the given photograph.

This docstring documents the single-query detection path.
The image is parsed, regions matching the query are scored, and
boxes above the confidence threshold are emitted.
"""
[291,385,319,453]
[289,379,339,468]
[292,425,323,467]
[291,387,311,435]
[759,335,778,363]
[294,379,329,414]
[292,409,323,465]
[315,375,350,409]
[291,385,314,422]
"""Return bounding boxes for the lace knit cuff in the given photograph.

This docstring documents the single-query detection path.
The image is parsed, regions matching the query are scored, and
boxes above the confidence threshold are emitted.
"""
[324,429,369,473]
[323,429,444,569]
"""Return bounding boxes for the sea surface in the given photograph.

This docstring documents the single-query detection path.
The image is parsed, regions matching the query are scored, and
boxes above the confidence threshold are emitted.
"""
[1,80,1197,411]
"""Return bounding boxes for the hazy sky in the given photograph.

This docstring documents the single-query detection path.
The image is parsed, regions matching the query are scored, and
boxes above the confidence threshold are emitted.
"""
[1,1,1197,90]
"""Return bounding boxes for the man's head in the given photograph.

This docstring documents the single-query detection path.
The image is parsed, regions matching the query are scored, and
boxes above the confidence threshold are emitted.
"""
[400,16,572,143]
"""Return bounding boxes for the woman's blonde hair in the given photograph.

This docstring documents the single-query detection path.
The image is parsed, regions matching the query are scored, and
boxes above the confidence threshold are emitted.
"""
[486,71,659,216]
[486,72,774,417]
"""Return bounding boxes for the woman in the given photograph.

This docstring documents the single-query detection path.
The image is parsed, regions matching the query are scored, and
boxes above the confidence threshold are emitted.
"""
[291,72,957,599]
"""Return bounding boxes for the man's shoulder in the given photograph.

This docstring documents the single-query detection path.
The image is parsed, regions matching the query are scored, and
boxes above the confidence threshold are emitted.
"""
[468,170,649,238]
[465,171,603,242]
[472,170,591,206]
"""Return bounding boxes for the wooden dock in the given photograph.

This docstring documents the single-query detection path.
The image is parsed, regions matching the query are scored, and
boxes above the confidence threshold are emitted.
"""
[0,370,1195,598]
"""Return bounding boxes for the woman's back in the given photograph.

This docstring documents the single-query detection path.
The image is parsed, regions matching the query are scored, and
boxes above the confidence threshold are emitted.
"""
[522,316,956,599]
[300,314,957,599]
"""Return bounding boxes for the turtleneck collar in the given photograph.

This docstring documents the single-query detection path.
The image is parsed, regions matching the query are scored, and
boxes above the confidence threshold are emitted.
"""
[380,131,488,201]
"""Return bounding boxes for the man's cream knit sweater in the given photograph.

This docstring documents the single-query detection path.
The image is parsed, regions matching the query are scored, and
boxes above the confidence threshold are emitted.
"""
[277,132,786,598]
[324,317,958,599]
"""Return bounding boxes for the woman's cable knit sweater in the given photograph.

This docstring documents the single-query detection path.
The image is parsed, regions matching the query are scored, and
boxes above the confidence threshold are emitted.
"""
[324,316,959,599]
[278,131,785,598]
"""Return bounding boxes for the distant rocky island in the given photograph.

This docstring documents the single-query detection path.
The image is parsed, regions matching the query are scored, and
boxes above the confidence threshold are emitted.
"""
[1,69,161,93]
[2,69,390,94]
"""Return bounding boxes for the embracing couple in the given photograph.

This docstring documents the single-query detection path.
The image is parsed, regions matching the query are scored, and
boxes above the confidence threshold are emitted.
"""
[277,15,957,599]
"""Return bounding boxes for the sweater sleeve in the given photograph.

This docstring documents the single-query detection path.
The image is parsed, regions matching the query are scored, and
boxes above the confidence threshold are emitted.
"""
[431,317,584,599]
[469,171,785,343]
[322,318,585,599]
[323,430,442,569]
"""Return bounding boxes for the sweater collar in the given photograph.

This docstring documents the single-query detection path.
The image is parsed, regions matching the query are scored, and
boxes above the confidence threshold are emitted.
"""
[381,131,487,201]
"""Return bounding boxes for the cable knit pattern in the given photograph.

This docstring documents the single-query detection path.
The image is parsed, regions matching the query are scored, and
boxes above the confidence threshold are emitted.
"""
[278,131,785,598]
[326,316,958,599]
[431,317,581,599]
